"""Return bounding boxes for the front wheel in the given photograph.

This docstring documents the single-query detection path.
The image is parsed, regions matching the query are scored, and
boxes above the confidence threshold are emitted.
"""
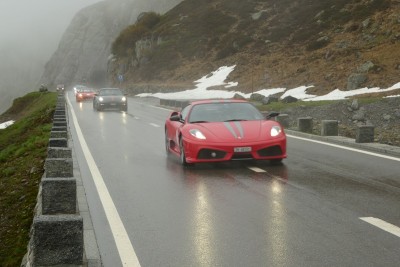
[179,138,192,166]
[165,130,171,155]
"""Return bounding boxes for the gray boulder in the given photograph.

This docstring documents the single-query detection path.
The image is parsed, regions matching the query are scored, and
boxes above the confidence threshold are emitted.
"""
[262,96,279,105]
[281,95,298,103]
[250,93,266,101]
[347,73,368,90]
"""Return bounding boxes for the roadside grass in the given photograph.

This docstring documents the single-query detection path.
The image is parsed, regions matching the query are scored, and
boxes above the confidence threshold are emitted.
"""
[0,91,56,267]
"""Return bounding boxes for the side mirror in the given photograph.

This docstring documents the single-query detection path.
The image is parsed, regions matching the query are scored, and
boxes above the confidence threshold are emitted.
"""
[266,112,280,120]
[170,114,181,121]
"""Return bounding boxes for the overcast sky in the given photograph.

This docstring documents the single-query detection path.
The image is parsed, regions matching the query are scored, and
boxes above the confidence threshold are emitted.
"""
[0,0,101,58]
[0,0,101,113]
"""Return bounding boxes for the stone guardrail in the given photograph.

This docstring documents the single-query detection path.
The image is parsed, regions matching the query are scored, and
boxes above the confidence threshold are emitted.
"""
[160,99,376,144]
[22,93,98,266]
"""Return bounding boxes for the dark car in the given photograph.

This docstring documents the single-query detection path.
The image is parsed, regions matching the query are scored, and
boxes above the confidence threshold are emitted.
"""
[76,88,96,102]
[56,84,65,92]
[93,88,127,111]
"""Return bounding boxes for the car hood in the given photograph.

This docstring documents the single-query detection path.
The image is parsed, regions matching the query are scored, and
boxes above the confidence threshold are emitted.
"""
[190,121,271,142]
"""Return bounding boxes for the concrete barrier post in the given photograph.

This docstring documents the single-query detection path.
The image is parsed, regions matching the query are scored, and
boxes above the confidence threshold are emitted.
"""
[54,110,66,116]
[48,137,68,147]
[31,215,83,266]
[41,178,77,214]
[47,147,72,158]
[275,114,290,128]
[53,120,67,127]
[50,131,68,139]
[298,117,313,133]
[321,120,338,136]
[45,158,73,178]
[356,125,374,143]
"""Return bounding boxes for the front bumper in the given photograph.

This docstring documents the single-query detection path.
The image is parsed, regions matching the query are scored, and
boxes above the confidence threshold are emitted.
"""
[98,102,127,109]
[77,95,94,101]
[183,136,287,163]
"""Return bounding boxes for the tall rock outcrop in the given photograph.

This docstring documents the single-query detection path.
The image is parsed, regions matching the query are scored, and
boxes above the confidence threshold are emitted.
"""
[39,0,181,88]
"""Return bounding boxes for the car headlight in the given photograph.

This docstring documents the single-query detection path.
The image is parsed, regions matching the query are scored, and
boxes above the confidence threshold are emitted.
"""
[122,96,126,102]
[99,97,104,102]
[189,129,206,140]
[271,126,282,137]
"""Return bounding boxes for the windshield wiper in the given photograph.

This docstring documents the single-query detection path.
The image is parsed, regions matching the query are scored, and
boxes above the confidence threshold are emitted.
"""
[224,119,248,122]
[190,120,209,123]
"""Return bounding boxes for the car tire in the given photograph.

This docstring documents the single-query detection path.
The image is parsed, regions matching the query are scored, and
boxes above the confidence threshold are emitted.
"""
[165,130,171,155]
[179,138,192,166]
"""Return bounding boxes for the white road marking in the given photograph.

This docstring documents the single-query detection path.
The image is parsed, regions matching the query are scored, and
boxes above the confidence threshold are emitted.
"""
[287,134,400,162]
[360,217,400,238]
[66,95,141,267]
[149,123,160,128]
[248,167,266,173]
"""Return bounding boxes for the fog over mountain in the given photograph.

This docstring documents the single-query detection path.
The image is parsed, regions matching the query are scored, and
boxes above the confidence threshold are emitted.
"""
[0,0,101,113]
[38,0,182,90]
[0,0,180,114]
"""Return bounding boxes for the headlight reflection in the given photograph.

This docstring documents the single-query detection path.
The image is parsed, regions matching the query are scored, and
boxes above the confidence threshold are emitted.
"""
[192,181,215,266]
[266,179,287,265]
[122,112,127,124]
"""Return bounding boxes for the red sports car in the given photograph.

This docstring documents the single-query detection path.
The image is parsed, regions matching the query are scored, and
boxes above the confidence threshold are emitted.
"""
[165,99,287,165]
[76,88,96,102]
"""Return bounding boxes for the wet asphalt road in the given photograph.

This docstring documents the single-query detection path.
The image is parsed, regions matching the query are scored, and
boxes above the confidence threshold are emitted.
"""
[66,92,400,267]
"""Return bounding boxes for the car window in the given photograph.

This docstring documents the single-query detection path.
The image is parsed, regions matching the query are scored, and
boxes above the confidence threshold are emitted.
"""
[180,105,191,121]
[99,89,122,96]
[189,102,264,123]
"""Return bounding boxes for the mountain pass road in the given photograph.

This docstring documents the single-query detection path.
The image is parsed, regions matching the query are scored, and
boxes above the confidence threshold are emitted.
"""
[66,92,400,267]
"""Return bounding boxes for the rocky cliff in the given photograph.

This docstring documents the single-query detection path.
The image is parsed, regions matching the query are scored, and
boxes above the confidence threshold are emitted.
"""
[107,0,400,96]
[39,0,182,89]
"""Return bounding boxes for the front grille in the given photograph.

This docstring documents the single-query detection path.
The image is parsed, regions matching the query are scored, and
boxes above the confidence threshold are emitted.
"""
[257,145,282,157]
[197,149,226,159]
[231,153,253,160]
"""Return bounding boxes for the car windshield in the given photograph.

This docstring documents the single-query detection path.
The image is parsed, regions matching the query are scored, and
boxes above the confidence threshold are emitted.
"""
[99,89,123,96]
[188,102,264,123]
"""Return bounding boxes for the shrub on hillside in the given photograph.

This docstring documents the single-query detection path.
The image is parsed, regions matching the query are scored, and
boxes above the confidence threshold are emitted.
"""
[111,12,161,57]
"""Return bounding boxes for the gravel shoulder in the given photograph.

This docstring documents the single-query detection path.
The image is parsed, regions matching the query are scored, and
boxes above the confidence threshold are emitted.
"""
[276,97,400,147]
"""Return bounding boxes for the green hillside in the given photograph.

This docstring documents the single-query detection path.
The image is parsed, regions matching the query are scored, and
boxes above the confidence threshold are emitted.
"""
[0,91,56,266]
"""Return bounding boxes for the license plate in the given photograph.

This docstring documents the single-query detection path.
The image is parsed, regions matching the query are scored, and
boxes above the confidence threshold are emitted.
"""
[234,147,251,152]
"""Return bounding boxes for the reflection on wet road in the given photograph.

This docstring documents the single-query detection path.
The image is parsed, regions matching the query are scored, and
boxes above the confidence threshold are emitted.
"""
[68,93,400,267]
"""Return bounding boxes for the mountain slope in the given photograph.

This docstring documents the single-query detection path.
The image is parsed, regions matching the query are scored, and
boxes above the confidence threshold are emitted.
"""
[39,0,182,89]
[108,0,400,95]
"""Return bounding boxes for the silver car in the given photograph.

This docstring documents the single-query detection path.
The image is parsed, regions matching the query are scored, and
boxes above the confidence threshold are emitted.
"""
[93,88,127,111]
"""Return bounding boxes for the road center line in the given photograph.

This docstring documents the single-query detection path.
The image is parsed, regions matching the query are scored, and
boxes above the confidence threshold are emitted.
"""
[67,95,141,267]
[360,217,400,238]
[149,123,160,127]
[248,167,266,173]
[287,134,400,162]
